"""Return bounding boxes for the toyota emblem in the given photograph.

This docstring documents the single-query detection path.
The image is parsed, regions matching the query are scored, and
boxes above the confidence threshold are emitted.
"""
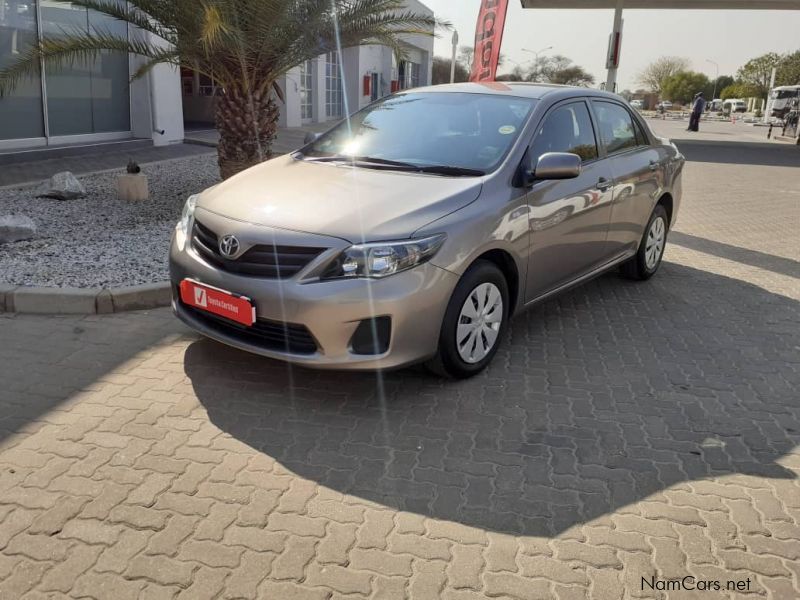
[219,235,240,258]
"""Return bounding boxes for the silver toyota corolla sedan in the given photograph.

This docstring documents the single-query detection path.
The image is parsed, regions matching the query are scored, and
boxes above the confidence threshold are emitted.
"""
[170,82,684,378]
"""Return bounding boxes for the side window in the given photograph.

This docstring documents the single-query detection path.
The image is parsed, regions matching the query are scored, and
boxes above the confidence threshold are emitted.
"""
[632,117,650,146]
[592,101,638,155]
[530,102,598,163]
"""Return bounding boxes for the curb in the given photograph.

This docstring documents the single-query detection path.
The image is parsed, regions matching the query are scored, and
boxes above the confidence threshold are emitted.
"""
[0,282,171,315]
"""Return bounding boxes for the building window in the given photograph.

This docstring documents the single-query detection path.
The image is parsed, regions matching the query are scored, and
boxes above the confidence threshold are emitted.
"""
[300,59,313,121]
[325,51,343,118]
[0,0,44,140]
[22,0,130,138]
[399,60,420,90]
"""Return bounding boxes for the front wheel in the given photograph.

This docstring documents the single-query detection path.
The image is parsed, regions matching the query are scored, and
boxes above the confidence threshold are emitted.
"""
[621,204,669,281]
[426,260,509,379]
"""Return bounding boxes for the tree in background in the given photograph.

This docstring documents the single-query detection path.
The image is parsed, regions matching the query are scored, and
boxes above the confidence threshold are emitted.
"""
[524,55,595,87]
[432,56,468,85]
[0,0,439,179]
[776,50,800,86]
[709,75,735,99]
[720,82,760,100]
[636,56,691,94]
[458,46,475,72]
[661,71,710,104]
[737,53,782,97]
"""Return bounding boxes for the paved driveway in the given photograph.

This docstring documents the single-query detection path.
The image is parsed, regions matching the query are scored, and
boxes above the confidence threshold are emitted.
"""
[1,134,799,599]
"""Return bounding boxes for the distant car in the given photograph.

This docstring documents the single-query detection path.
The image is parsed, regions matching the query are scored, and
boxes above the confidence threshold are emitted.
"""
[656,101,673,111]
[630,99,644,110]
[723,99,747,113]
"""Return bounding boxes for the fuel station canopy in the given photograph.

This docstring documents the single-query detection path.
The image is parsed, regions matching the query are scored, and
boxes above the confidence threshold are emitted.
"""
[519,0,800,90]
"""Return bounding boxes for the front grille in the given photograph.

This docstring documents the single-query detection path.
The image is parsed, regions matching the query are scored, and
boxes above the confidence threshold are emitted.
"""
[179,296,318,355]
[192,219,326,279]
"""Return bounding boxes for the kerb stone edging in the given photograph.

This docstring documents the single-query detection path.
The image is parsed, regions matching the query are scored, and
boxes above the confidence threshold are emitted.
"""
[0,281,171,315]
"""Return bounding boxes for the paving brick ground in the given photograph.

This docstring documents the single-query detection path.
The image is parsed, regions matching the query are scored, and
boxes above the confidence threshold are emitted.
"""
[1,131,799,599]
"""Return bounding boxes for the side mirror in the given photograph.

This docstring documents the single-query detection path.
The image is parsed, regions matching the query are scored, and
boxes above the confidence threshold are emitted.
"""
[527,152,582,184]
[303,132,320,145]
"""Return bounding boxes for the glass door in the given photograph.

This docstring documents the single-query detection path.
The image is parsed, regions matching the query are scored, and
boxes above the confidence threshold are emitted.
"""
[325,52,343,119]
[0,0,45,143]
[300,59,314,123]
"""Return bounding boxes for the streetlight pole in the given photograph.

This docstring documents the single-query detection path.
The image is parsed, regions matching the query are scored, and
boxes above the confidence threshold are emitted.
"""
[522,46,553,81]
[450,30,459,83]
[706,59,719,103]
[522,45,553,62]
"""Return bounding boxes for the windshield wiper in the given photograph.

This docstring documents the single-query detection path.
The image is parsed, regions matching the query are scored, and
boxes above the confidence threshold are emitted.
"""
[303,155,417,169]
[416,165,486,177]
[301,155,484,176]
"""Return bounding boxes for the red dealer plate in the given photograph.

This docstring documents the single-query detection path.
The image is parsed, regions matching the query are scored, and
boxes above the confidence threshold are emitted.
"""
[180,279,256,327]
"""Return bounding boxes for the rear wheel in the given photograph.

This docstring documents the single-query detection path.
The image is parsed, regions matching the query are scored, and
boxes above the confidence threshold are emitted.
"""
[621,204,669,280]
[426,260,509,379]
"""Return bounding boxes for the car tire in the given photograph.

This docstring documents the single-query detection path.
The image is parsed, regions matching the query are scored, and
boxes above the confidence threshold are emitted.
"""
[426,260,509,379]
[621,204,669,281]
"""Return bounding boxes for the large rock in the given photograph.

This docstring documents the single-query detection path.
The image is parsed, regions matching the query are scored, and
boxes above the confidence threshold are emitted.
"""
[38,171,86,200]
[0,215,36,244]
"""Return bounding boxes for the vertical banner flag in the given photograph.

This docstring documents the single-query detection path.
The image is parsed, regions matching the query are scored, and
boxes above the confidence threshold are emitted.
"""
[469,0,510,82]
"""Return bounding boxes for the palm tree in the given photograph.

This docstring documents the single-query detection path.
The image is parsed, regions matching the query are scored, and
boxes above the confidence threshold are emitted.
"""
[0,0,439,179]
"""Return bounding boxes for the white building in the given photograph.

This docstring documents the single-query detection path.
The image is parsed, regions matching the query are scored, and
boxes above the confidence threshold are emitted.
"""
[0,0,433,152]
[182,0,434,129]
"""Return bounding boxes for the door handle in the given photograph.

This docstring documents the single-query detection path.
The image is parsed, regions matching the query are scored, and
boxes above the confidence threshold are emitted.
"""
[597,177,613,191]
[649,160,659,171]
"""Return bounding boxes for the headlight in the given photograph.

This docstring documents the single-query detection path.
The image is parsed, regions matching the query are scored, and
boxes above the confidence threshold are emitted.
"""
[321,234,446,280]
[178,194,199,237]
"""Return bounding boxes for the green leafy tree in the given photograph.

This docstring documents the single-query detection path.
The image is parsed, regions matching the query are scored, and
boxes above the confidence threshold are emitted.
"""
[635,56,690,94]
[661,71,710,104]
[720,82,760,100]
[432,56,468,85]
[707,75,734,99]
[737,52,781,97]
[776,50,800,87]
[0,0,438,179]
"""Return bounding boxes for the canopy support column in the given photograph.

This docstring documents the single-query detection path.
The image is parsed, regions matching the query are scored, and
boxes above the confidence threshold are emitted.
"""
[605,0,624,92]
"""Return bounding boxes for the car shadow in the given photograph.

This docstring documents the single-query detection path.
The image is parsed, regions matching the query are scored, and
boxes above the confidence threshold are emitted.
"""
[669,232,800,280]
[672,139,800,167]
[185,262,799,537]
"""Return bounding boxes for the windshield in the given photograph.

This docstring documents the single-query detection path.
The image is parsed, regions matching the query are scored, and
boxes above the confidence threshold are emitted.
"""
[773,89,800,100]
[303,92,537,173]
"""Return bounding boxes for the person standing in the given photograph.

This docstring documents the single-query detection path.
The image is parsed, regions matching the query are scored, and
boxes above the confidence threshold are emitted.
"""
[688,92,706,132]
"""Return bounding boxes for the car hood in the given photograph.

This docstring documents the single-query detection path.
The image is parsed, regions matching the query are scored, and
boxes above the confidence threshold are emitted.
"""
[197,155,483,242]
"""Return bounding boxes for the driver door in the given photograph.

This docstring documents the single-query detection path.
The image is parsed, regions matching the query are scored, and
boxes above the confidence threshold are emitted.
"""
[524,100,616,302]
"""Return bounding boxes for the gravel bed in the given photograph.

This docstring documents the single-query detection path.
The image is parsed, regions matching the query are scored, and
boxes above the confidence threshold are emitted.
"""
[0,153,220,288]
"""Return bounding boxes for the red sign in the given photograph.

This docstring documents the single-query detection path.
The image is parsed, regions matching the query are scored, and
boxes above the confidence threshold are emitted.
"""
[180,279,256,327]
[469,0,510,82]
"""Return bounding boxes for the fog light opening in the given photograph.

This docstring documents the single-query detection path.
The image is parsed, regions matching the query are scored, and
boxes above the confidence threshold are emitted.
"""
[350,317,392,356]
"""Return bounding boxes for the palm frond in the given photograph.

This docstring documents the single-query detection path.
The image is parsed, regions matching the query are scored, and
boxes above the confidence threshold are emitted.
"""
[1,0,444,98]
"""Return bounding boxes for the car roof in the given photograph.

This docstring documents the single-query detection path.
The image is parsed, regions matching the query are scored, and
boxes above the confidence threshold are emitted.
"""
[409,82,623,102]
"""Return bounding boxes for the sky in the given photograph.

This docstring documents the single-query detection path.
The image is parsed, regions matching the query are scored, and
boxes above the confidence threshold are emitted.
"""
[422,1,800,91]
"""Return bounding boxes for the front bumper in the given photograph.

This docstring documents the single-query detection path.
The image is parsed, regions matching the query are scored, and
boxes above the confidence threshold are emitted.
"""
[169,226,458,370]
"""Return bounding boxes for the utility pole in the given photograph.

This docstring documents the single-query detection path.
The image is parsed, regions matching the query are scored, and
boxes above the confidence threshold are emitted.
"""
[764,66,777,123]
[450,30,459,83]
